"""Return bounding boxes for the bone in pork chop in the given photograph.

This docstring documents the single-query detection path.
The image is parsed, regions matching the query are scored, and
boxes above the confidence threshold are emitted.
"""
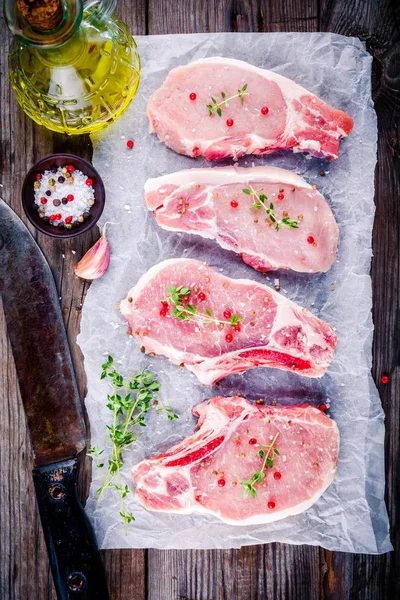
[120,259,337,385]
[145,166,339,273]
[132,396,340,524]
[147,57,353,161]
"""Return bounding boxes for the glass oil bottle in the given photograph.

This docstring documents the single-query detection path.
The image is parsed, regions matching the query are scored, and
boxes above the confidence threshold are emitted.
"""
[4,0,141,135]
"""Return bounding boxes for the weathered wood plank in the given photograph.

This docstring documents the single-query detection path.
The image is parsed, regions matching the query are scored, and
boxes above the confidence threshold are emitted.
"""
[100,8,149,599]
[147,545,323,600]
[147,0,319,34]
[145,2,320,598]
[145,1,399,599]
[0,303,57,600]
[101,549,146,600]
[320,3,399,598]
[0,3,146,598]
[1,0,399,598]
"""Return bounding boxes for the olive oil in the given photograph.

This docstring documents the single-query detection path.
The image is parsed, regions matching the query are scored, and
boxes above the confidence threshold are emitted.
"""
[5,0,140,135]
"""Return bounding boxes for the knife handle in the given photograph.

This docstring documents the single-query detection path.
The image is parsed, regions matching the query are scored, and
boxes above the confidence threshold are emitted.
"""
[33,458,110,600]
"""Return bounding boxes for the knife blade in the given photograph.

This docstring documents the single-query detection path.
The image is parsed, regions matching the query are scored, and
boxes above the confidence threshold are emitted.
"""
[0,200,85,465]
[0,200,109,600]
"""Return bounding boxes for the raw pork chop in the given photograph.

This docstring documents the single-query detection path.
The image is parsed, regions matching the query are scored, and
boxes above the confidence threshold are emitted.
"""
[132,396,340,524]
[120,259,337,385]
[147,57,353,161]
[145,166,339,273]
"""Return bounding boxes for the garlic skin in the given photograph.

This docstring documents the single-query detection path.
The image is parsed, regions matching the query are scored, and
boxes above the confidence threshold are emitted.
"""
[75,225,110,280]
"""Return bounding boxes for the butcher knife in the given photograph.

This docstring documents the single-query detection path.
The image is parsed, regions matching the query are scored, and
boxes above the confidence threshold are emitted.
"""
[0,200,109,600]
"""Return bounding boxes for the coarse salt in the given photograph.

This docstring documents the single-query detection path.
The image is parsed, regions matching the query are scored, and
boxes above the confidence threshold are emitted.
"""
[34,166,95,227]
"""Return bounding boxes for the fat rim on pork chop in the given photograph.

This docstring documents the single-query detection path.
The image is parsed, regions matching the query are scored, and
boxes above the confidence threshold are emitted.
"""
[132,396,340,525]
[147,57,354,161]
[145,165,339,274]
[120,258,337,384]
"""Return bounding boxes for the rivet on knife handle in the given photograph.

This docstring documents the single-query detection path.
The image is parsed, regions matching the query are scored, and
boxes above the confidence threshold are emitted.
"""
[33,458,110,600]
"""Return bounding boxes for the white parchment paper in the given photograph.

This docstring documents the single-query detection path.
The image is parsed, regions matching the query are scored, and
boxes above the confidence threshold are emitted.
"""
[78,33,392,553]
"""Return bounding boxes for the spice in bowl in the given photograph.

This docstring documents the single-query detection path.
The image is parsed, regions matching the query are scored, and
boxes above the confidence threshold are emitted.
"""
[34,163,95,229]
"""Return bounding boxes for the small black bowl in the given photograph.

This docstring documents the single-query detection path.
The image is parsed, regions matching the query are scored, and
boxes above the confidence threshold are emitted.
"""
[22,153,105,239]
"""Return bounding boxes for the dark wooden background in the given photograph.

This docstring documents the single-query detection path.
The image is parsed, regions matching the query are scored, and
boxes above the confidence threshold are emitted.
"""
[0,1,399,598]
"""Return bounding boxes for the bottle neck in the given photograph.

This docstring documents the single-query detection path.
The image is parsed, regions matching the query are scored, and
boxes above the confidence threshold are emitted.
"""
[4,0,117,47]
[83,0,117,21]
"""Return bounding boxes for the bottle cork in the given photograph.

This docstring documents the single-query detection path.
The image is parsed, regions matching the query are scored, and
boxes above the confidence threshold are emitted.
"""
[16,0,64,31]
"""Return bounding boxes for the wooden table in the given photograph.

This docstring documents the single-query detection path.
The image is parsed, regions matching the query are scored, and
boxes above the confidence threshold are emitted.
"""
[0,1,399,598]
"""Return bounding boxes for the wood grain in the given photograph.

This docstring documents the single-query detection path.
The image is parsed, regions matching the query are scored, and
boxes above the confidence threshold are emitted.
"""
[321,3,400,599]
[0,0,399,598]
[147,545,323,600]
[0,3,146,599]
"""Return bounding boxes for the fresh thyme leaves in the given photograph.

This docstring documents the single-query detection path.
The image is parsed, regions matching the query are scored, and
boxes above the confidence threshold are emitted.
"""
[87,445,104,468]
[164,285,243,328]
[243,186,299,231]
[240,471,263,499]
[240,432,280,499]
[120,511,135,524]
[229,313,242,327]
[88,355,179,531]
[206,84,249,116]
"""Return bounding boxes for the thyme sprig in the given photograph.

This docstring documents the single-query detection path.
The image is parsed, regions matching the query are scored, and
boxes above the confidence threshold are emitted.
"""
[243,186,299,231]
[206,84,249,116]
[240,432,280,499]
[88,355,178,531]
[164,285,242,328]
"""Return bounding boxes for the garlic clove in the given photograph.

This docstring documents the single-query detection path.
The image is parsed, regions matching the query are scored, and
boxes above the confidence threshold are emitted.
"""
[75,224,110,280]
